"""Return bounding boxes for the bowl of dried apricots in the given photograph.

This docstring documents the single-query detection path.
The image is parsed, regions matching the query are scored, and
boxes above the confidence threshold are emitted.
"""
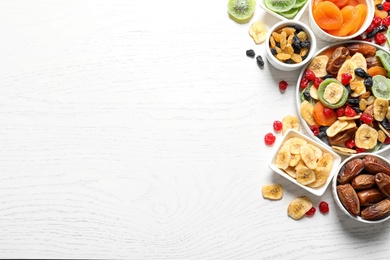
[309,0,375,42]
[295,40,390,156]
[265,20,317,71]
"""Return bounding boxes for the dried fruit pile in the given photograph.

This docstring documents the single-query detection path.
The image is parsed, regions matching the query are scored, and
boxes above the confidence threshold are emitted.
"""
[312,0,368,37]
[336,155,390,221]
[274,136,334,188]
[299,42,390,154]
[269,25,311,64]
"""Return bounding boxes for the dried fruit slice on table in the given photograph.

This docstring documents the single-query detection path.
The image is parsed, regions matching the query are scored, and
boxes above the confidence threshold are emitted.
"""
[288,196,313,220]
[262,184,283,200]
[228,0,256,24]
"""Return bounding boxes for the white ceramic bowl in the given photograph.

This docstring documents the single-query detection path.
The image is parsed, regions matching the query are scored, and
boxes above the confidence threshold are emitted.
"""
[295,40,390,156]
[265,20,317,72]
[332,153,390,224]
[308,0,375,42]
[269,129,341,196]
[259,0,310,21]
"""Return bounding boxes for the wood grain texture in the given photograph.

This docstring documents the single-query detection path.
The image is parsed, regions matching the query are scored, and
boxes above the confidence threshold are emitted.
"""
[0,0,389,259]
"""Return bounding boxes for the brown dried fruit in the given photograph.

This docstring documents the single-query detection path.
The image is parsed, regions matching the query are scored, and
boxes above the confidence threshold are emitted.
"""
[337,183,360,216]
[347,43,377,57]
[362,155,390,176]
[375,173,390,197]
[366,56,383,69]
[328,127,356,146]
[337,158,365,184]
[351,174,376,190]
[361,199,390,221]
[357,188,386,206]
[326,47,349,75]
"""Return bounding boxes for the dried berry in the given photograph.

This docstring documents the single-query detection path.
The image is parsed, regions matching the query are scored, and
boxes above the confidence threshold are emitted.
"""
[264,133,276,146]
[319,201,329,214]
[273,120,283,132]
[256,55,265,68]
[246,49,255,58]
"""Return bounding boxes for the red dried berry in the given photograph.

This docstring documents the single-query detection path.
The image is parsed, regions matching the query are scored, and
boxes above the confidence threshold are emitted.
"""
[360,113,373,124]
[382,16,390,26]
[345,106,357,117]
[341,73,353,85]
[384,136,390,144]
[310,125,320,136]
[323,107,335,118]
[383,2,390,11]
[373,16,382,26]
[313,77,323,88]
[306,207,316,217]
[366,23,375,33]
[319,201,329,214]
[356,148,366,153]
[345,139,356,149]
[264,133,276,146]
[336,107,345,117]
[300,77,309,89]
[374,32,387,45]
[279,80,288,91]
[305,69,316,81]
[273,120,283,132]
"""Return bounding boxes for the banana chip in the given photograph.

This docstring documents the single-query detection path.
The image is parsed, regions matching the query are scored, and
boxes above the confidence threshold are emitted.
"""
[355,124,378,149]
[262,184,283,200]
[287,196,313,220]
[249,20,267,44]
[282,115,300,135]
[326,120,348,137]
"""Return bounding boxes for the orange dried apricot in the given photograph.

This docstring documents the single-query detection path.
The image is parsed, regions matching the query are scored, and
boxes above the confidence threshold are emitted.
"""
[367,66,388,77]
[313,1,343,31]
[375,9,389,19]
[348,4,367,35]
[346,0,360,6]
[327,0,348,8]
[313,101,338,126]
[327,5,357,36]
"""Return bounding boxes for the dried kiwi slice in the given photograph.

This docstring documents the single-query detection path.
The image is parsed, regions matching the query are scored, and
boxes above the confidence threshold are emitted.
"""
[372,75,390,100]
[376,50,390,77]
[265,0,296,13]
[293,0,307,8]
[278,7,299,19]
[228,0,256,24]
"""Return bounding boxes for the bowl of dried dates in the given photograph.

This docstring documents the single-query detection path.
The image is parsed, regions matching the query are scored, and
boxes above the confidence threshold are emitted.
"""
[265,20,316,71]
[296,40,390,156]
[332,153,390,223]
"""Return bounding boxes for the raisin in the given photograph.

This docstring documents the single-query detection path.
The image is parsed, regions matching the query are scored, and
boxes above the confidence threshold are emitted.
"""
[355,68,369,78]
[303,91,311,101]
[271,48,277,55]
[246,49,255,58]
[256,55,264,68]
[347,98,360,106]
[364,77,373,88]
[381,118,390,130]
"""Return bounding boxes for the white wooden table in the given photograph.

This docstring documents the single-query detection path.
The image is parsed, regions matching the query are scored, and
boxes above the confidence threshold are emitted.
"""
[1,0,390,259]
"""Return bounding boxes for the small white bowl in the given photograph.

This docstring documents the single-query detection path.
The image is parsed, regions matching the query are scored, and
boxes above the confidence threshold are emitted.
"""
[265,20,317,72]
[269,129,341,196]
[332,153,390,224]
[259,0,310,21]
[308,0,375,42]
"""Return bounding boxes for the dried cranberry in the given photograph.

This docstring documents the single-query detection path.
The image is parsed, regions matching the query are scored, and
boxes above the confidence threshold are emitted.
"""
[306,207,316,217]
[384,136,390,144]
[323,107,334,118]
[273,120,283,132]
[383,2,390,11]
[319,201,329,214]
[345,139,356,149]
[305,69,316,81]
[264,133,276,146]
[279,80,288,91]
[373,16,383,26]
[375,32,387,45]
[383,16,390,26]
[341,73,353,85]
[313,77,323,88]
[366,23,375,33]
[345,106,357,117]
[336,107,345,117]
[360,113,373,124]
[356,148,366,153]
[300,77,309,89]
[310,125,320,136]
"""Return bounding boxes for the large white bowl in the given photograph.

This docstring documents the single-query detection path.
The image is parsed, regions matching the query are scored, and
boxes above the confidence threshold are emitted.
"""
[269,129,341,196]
[332,153,390,224]
[308,0,375,42]
[265,20,317,72]
[295,40,390,156]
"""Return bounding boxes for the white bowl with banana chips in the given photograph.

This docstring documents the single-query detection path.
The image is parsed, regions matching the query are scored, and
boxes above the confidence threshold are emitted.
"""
[269,129,341,196]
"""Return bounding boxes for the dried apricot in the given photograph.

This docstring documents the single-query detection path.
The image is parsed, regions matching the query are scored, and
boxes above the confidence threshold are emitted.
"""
[313,1,343,31]
[346,0,360,6]
[327,0,348,8]
[313,101,338,126]
[367,66,388,77]
[327,6,357,37]
[348,4,367,36]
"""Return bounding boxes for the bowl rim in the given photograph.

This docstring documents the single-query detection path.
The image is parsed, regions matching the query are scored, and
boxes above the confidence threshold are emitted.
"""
[308,0,375,41]
[332,152,390,224]
[265,20,317,69]
[294,40,390,156]
[269,129,342,196]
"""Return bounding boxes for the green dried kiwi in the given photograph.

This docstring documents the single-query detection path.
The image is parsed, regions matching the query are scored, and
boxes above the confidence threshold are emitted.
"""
[317,78,348,109]
[227,0,256,24]
[264,0,296,13]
